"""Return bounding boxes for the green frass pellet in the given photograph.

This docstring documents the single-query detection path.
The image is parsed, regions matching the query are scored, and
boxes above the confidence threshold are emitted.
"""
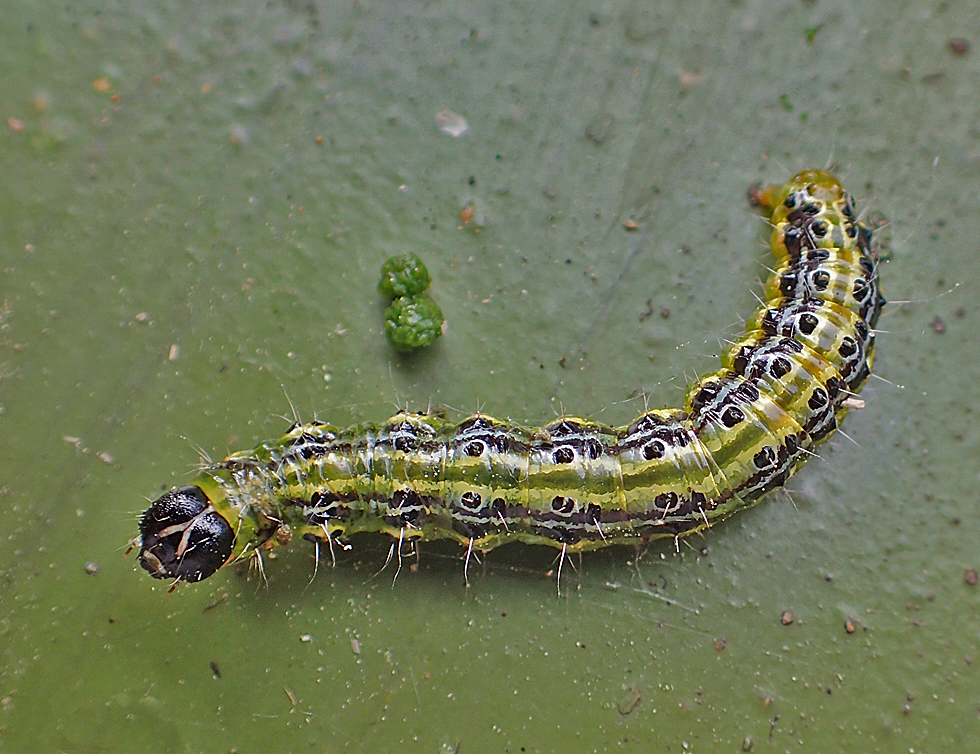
[384,293,445,352]
[378,252,432,298]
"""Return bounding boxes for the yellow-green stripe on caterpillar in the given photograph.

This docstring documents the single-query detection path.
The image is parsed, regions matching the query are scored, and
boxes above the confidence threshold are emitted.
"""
[136,169,885,586]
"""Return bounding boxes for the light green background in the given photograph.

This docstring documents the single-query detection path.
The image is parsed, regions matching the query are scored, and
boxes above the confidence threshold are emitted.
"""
[1,1,977,751]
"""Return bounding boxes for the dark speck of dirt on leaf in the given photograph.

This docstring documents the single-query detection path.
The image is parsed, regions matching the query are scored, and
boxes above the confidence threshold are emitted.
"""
[949,38,970,55]
[585,112,614,144]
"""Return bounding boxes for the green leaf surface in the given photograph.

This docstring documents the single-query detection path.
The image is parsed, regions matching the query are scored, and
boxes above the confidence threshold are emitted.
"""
[1,1,977,751]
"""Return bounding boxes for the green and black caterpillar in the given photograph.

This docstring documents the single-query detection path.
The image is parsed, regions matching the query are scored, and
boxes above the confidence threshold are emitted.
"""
[136,169,885,586]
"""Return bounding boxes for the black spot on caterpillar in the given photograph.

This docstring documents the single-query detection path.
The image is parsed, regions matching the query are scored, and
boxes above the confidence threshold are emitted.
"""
[135,169,885,586]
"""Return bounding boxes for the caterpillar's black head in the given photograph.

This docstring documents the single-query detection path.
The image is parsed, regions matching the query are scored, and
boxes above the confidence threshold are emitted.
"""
[138,485,234,583]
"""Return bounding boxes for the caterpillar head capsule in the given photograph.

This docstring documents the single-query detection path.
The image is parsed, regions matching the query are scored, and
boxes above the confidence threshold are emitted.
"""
[138,485,234,583]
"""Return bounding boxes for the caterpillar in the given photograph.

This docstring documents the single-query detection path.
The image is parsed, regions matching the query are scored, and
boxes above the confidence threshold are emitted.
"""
[136,169,885,586]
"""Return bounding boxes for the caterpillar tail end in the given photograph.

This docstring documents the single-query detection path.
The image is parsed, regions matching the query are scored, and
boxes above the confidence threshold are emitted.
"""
[138,485,235,584]
[755,169,843,212]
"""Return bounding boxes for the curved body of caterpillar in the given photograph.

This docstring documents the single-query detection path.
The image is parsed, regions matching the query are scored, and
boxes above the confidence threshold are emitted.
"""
[137,170,885,585]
